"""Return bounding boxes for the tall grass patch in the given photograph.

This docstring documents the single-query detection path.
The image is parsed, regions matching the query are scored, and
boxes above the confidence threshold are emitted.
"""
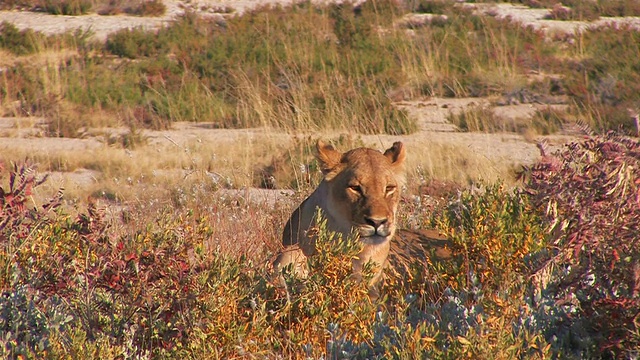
[95,1,559,133]
[522,0,640,20]
[0,22,46,55]
[99,3,417,134]
[448,105,568,135]
[1,0,168,16]
[398,8,557,98]
[42,0,92,15]
[2,1,639,135]
[562,25,640,134]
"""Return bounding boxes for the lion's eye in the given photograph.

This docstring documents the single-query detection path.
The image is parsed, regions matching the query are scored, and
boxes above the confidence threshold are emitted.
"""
[385,185,396,195]
[348,185,362,194]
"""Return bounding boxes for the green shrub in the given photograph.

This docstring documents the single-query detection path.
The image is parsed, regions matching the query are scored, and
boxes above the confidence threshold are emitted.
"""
[413,0,452,14]
[386,183,552,359]
[515,0,640,17]
[99,4,416,134]
[0,287,74,359]
[4,0,640,135]
[0,21,43,55]
[448,105,498,132]
[43,0,92,15]
[3,202,215,357]
[433,183,548,294]
[127,0,166,17]
[595,0,640,17]
[529,107,566,135]
[105,27,162,59]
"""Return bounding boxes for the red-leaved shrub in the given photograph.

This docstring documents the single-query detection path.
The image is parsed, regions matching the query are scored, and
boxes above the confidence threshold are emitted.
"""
[522,133,640,356]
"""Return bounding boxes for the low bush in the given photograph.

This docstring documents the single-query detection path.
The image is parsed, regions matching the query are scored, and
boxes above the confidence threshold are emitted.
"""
[448,105,499,132]
[412,0,452,14]
[529,107,566,135]
[105,27,162,59]
[0,21,43,55]
[42,0,92,15]
[126,0,166,17]
[433,183,548,294]
[0,1,37,10]
[0,164,407,357]
[519,134,640,357]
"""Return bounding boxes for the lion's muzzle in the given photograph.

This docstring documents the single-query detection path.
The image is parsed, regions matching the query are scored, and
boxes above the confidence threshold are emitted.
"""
[362,216,391,234]
[358,216,393,239]
[358,225,391,237]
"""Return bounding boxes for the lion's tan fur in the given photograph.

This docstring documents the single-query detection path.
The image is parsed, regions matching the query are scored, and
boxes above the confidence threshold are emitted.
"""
[273,140,406,291]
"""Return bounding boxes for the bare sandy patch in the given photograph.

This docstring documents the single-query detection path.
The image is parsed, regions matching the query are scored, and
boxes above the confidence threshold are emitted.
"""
[468,3,640,35]
[215,188,296,208]
[0,0,358,41]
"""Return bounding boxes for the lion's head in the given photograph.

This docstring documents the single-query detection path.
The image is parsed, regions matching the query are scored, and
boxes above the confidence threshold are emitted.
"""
[316,140,406,246]
[275,140,406,294]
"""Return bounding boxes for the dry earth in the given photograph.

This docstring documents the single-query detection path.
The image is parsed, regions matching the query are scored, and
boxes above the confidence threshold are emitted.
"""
[4,0,634,207]
[0,0,360,40]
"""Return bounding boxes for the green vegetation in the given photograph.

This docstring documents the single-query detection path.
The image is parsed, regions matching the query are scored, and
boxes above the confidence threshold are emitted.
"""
[0,22,45,55]
[125,0,166,17]
[565,25,640,134]
[448,105,569,135]
[2,1,640,135]
[42,0,93,15]
[102,2,417,133]
[447,105,500,132]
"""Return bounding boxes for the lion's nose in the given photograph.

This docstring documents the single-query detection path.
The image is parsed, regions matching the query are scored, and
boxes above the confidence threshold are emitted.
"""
[364,216,388,229]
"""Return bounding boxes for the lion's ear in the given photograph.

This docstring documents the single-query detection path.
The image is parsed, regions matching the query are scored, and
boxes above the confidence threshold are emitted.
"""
[316,140,343,180]
[383,142,406,166]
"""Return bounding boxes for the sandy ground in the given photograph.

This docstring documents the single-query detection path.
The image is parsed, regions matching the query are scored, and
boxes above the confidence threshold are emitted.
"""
[470,3,640,34]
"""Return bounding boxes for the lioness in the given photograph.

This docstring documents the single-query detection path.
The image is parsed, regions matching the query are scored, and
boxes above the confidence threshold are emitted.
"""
[273,140,406,292]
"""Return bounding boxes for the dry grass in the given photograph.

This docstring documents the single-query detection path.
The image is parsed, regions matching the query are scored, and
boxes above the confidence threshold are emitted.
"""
[1,129,530,219]
[0,130,292,205]
[405,140,515,186]
[2,2,633,208]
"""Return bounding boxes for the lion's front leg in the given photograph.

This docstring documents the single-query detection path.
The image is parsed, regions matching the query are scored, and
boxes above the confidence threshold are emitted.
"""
[272,244,309,280]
